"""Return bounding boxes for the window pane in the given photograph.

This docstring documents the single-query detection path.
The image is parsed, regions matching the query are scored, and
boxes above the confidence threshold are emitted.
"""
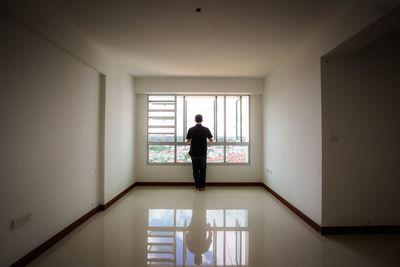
[148,134,174,142]
[226,145,248,163]
[149,102,175,110]
[149,118,174,126]
[149,95,175,101]
[148,128,175,134]
[237,97,241,140]
[147,237,174,243]
[225,231,237,265]
[241,231,249,265]
[226,209,248,227]
[177,96,184,142]
[206,209,224,227]
[223,229,248,266]
[176,209,192,227]
[226,96,241,142]
[149,145,175,163]
[176,145,191,163]
[216,231,224,265]
[148,245,174,252]
[207,145,224,163]
[148,209,175,227]
[149,111,175,117]
[147,253,174,259]
[242,96,249,142]
[217,96,224,142]
[186,96,215,138]
[148,231,174,236]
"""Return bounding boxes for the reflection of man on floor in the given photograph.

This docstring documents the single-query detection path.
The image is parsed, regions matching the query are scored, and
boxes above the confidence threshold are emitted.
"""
[185,193,212,265]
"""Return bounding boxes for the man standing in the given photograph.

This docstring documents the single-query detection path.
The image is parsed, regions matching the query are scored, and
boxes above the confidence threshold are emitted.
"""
[186,114,213,191]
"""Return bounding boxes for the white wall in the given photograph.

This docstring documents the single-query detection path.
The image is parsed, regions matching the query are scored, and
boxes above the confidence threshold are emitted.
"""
[135,77,264,94]
[135,78,263,182]
[0,1,135,265]
[262,0,399,225]
[104,73,136,203]
[321,28,400,226]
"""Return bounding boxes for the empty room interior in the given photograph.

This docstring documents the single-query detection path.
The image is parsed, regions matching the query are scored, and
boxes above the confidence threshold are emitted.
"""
[1,0,400,266]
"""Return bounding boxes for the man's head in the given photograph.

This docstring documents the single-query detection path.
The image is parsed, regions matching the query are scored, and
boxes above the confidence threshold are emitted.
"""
[195,114,203,123]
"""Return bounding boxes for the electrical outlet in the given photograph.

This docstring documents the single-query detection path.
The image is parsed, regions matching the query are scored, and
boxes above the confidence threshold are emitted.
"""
[11,213,32,230]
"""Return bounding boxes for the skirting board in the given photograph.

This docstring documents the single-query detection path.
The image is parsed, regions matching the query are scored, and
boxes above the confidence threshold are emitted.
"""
[11,205,101,267]
[99,183,137,210]
[135,182,262,186]
[259,183,322,233]
[260,183,400,235]
[11,183,137,267]
[321,225,400,234]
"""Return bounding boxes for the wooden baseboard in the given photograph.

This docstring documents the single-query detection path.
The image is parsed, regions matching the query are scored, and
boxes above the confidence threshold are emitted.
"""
[260,183,400,235]
[135,182,195,186]
[11,205,100,267]
[260,183,322,233]
[100,183,137,210]
[321,225,400,234]
[207,182,262,186]
[12,183,136,266]
[135,182,262,186]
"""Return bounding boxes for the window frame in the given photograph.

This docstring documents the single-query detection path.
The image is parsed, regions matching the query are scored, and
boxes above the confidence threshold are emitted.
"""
[147,94,250,165]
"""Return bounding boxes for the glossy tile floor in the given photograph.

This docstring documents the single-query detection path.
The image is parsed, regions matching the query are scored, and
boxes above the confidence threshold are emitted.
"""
[31,187,400,266]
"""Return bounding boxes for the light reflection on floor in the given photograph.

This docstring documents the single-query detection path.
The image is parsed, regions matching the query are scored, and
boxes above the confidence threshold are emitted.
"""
[147,208,248,266]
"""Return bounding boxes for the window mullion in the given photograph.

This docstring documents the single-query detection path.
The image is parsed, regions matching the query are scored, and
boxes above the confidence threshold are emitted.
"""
[183,96,187,140]
[240,96,243,143]
[214,96,217,141]
[147,95,149,163]
[174,95,177,163]
[224,96,226,163]
[148,126,175,128]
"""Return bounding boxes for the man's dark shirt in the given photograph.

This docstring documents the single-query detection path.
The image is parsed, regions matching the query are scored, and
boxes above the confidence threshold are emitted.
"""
[186,124,213,157]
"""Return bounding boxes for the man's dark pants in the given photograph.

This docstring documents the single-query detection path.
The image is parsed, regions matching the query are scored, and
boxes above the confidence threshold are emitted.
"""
[191,156,207,188]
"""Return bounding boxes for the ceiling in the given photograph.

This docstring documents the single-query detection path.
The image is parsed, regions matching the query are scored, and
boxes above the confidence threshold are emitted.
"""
[52,0,350,77]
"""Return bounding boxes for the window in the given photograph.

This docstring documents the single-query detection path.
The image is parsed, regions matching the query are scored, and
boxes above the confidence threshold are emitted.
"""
[147,95,250,164]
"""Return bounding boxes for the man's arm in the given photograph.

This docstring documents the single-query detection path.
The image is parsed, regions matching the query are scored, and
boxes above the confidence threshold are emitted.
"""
[185,129,191,143]
[207,129,213,143]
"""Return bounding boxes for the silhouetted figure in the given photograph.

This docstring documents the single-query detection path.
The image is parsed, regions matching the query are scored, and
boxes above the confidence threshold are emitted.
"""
[186,114,213,191]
